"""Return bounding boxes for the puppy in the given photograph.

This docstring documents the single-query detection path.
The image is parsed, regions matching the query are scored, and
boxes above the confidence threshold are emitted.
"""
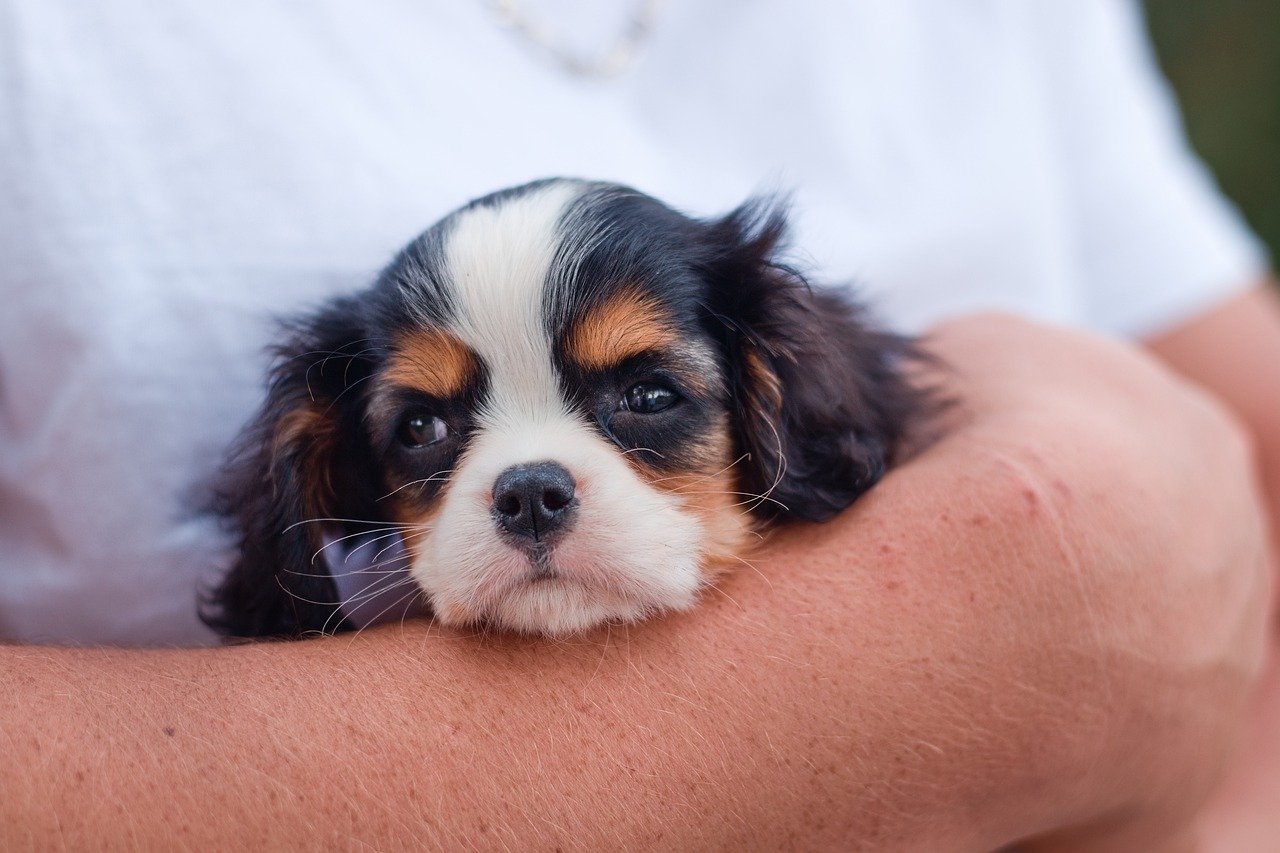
[203,179,931,638]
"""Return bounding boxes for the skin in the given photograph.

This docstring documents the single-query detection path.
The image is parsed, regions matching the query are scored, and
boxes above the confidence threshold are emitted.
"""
[1143,284,1280,852]
[0,310,1272,851]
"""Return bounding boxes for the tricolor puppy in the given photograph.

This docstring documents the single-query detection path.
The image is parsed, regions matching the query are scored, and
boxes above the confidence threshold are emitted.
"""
[204,179,929,638]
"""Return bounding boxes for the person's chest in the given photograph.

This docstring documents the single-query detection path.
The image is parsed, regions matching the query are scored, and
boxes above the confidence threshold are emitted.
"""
[5,0,1082,327]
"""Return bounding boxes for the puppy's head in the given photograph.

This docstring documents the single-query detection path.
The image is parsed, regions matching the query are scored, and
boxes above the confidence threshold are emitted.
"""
[205,179,928,637]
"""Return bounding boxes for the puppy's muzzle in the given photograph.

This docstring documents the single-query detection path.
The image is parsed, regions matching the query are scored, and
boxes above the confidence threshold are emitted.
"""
[491,461,577,544]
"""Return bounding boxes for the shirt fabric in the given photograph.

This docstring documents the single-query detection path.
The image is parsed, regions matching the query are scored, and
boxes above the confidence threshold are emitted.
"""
[0,0,1267,645]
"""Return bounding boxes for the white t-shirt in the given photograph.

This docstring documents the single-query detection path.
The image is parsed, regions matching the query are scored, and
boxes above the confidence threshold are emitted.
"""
[0,0,1266,645]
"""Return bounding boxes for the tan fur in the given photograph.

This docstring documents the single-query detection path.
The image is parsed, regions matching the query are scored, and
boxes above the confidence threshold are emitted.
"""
[633,416,756,582]
[389,500,443,562]
[383,328,477,398]
[742,343,782,412]
[388,501,449,614]
[564,289,678,371]
[272,405,338,507]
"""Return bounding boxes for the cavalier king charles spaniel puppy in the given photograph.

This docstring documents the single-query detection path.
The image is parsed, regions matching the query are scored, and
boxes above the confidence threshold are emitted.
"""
[203,179,931,638]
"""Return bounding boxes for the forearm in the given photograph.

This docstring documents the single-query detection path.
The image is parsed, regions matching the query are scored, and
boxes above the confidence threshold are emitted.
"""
[3,317,1267,851]
[1145,284,1280,558]
[7,454,1070,850]
[1143,283,1280,849]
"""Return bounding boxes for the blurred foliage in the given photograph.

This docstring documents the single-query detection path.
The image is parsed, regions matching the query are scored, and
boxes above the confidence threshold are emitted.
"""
[1145,0,1280,270]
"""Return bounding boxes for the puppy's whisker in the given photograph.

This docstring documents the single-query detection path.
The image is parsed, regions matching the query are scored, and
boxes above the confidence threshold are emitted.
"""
[273,575,343,609]
[377,470,457,501]
[347,583,427,642]
[669,489,791,512]
[369,527,437,563]
[397,588,430,634]
[314,571,404,630]
[283,517,418,533]
[323,372,376,414]
[320,601,348,638]
[650,453,750,489]
[716,551,774,589]
[308,523,436,571]
[340,344,386,386]
[320,573,421,635]
[306,525,413,566]
[621,446,666,459]
[393,527,437,543]
[302,342,385,401]
[340,575,418,609]
[286,340,387,365]
[700,579,744,611]
[303,527,398,566]
[338,527,430,565]
[744,415,788,513]
[282,566,408,580]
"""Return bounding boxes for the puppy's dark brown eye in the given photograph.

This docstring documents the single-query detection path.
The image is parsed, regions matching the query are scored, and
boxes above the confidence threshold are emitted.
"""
[623,383,679,414]
[397,412,449,448]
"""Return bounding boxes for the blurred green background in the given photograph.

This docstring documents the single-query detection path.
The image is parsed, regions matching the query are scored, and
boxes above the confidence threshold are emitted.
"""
[1145,0,1280,269]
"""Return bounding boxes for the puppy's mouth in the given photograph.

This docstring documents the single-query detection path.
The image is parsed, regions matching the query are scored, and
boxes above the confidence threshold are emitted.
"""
[523,548,561,582]
[474,539,629,603]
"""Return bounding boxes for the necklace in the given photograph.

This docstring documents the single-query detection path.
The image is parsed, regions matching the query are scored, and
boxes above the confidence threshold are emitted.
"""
[485,0,665,80]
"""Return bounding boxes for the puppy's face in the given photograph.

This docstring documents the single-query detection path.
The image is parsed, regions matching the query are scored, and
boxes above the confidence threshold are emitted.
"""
[370,182,749,633]
[208,179,927,638]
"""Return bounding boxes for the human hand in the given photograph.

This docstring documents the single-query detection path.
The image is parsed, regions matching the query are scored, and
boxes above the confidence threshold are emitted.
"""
[923,314,1271,850]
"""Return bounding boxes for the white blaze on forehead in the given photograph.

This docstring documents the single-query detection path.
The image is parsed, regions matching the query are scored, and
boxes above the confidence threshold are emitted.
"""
[442,181,582,430]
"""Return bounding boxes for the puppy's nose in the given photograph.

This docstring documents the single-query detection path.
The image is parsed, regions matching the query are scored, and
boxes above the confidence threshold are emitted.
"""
[491,461,577,543]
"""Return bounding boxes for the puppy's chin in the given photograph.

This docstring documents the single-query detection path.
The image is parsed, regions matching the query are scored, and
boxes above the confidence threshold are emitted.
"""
[439,575,656,636]
[419,536,706,636]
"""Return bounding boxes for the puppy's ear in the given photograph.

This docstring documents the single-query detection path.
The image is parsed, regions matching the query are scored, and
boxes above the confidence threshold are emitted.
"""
[702,199,933,522]
[201,297,385,638]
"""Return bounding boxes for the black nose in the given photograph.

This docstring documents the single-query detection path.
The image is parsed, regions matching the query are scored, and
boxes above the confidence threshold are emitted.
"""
[491,462,577,543]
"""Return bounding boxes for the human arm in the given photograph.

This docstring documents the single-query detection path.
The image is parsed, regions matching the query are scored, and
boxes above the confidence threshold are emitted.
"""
[1029,4,1280,840]
[1,314,1268,851]
[1145,284,1280,565]
[1143,283,1280,850]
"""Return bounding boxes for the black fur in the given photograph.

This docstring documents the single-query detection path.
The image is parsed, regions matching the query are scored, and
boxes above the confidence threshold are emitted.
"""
[698,200,933,521]
[201,298,388,638]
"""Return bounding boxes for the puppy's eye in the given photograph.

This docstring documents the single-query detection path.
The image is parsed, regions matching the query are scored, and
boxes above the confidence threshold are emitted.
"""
[397,412,449,448]
[623,383,680,414]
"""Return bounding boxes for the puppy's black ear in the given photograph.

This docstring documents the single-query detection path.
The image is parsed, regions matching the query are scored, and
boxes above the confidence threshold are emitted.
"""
[201,297,384,638]
[702,200,933,522]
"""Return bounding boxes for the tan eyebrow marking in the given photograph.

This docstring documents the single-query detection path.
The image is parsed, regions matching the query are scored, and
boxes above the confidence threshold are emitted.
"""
[382,327,477,398]
[564,289,678,371]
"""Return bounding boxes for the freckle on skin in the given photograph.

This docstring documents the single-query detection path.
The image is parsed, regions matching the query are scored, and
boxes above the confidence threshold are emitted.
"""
[884,580,902,591]
[1022,487,1040,516]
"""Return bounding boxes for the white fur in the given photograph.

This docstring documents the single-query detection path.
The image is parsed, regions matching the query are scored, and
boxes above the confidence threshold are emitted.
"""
[407,182,707,635]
